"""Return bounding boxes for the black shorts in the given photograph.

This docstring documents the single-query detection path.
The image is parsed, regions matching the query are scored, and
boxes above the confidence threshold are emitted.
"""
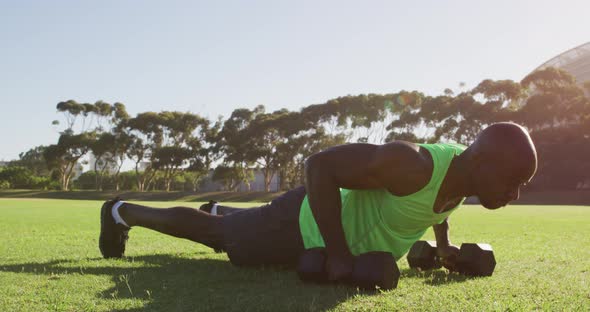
[222,186,307,267]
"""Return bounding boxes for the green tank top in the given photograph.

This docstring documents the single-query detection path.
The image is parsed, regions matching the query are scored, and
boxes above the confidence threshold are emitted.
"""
[298,143,467,260]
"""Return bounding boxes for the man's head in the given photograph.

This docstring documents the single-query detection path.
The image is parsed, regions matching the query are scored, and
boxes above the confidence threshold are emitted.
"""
[465,122,537,209]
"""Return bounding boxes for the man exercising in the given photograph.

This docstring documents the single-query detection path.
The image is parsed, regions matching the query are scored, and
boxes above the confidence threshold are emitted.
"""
[99,122,537,282]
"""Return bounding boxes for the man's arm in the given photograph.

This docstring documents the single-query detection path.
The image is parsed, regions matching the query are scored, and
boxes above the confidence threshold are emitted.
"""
[433,217,460,270]
[433,217,451,247]
[304,142,430,280]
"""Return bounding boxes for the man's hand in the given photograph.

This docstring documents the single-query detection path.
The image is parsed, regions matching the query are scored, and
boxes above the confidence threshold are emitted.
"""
[436,244,460,271]
[326,252,355,281]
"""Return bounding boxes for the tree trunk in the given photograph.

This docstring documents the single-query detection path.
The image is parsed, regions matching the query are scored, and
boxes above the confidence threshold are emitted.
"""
[114,158,124,191]
[165,168,171,192]
[98,160,110,191]
[94,157,100,191]
[134,161,143,192]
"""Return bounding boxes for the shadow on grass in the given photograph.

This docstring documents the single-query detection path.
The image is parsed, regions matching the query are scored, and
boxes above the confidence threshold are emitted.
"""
[400,268,473,285]
[0,254,388,311]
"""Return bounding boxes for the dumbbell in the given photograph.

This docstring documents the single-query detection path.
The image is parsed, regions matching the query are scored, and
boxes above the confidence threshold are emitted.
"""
[407,240,496,276]
[296,248,400,290]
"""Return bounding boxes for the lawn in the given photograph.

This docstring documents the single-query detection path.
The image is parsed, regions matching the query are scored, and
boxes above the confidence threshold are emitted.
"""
[0,198,588,311]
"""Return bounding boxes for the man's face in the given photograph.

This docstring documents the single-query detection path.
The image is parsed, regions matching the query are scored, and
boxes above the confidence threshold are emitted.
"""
[473,158,530,210]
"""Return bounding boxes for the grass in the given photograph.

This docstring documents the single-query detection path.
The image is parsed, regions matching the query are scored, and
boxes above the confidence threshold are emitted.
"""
[0,199,588,311]
[0,189,283,203]
[2,189,590,205]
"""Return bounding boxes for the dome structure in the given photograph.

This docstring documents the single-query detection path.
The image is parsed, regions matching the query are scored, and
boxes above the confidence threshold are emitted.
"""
[533,42,590,85]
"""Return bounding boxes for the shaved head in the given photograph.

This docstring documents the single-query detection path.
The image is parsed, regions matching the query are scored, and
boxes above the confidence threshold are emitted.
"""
[463,122,538,209]
[471,122,537,181]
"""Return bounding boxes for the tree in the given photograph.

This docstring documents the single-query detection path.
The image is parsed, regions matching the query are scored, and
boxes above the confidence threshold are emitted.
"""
[244,109,296,191]
[90,132,117,191]
[519,67,588,130]
[105,102,132,191]
[110,130,133,191]
[125,112,163,191]
[216,107,264,190]
[212,165,253,191]
[44,132,95,190]
[0,166,34,189]
[56,100,85,130]
[152,146,191,192]
[10,145,51,177]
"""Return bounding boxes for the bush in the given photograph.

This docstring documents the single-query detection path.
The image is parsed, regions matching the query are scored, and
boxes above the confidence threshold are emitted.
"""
[73,171,98,190]
[0,180,10,189]
[0,166,31,188]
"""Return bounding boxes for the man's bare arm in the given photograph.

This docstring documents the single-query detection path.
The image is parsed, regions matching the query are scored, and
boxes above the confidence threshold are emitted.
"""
[433,217,451,247]
[304,142,430,278]
[433,217,461,270]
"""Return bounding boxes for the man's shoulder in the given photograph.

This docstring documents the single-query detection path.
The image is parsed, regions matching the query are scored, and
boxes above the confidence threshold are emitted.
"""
[377,141,432,169]
[418,142,468,154]
[371,141,433,195]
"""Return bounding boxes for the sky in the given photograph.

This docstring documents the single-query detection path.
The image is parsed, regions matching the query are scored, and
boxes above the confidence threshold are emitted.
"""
[1,0,589,160]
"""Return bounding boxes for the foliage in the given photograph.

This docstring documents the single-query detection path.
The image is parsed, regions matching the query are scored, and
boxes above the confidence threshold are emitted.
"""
[12,66,586,191]
[9,145,51,177]
[0,166,52,189]
[212,165,253,191]
[0,181,9,190]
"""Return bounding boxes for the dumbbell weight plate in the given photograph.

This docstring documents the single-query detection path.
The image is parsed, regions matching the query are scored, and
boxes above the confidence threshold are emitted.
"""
[456,243,496,277]
[407,240,442,270]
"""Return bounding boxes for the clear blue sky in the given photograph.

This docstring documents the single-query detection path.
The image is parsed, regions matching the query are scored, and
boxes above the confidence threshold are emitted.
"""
[1,0,589,160]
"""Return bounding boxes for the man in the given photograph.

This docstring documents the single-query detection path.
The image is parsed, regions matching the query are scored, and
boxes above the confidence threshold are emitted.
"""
[99,122,537,282]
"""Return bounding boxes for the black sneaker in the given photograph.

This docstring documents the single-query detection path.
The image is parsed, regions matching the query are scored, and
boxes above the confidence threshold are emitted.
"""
[199,200,217,213]
[99,197,130,258]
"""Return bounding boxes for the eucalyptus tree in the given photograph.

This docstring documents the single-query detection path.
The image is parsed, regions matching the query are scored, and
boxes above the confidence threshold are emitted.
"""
[212,165,253,191]
[109,103,132,191]
[43,132,96,190]
[79,101,130,190]
[518,67,590,190]
[125,110,211,191]
[152,145,192,192]
[126,112,163,191]
[49,100,121,190]
[244,109,303,191]
[184,117,221,193]
[90,132,116,190]
[324,92,423,144]
[216,106,264,190]
[520,67,588,130]
[56,100,85,131]
[11,146,50,177]
[155,111,209,192]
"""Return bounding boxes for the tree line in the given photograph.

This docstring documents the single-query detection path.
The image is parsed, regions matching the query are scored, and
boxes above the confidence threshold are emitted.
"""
[2,67,589,192]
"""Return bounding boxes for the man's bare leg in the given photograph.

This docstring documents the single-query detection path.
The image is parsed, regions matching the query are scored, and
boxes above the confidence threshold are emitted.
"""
[99,199,228,258]
[118,203,225,249]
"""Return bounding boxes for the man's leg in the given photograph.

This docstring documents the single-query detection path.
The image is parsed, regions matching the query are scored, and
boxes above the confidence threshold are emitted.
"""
[199,200,247,216]
[100,186,306,262]
[99,199,226,258]
[222,186,307,267]
[119,203,225,249]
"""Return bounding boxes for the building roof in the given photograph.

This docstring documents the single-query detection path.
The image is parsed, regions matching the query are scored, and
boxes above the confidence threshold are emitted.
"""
[534,42,590,85]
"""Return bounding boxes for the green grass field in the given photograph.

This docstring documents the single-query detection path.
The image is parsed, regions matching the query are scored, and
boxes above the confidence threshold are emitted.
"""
[0,199,588,311]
